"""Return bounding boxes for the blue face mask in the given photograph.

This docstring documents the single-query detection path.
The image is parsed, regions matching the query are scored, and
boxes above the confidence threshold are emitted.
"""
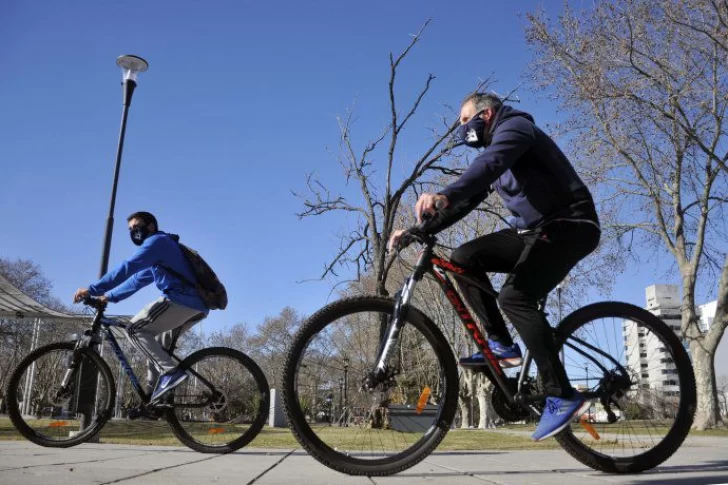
[457,110,492,148]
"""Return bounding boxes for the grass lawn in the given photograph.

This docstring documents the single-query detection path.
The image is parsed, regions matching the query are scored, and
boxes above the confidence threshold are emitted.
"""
[2,416,725,450]
[0,416,558,450]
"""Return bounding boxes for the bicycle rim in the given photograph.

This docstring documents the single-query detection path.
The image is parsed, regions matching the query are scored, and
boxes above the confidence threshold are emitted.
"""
[6,342,114,447]
[283,296,458,476]
[555,302,696,473]
[165,347,270,453]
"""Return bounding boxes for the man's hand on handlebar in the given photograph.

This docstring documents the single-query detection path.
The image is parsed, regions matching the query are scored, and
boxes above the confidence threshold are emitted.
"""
[388,193,449,252]
[388,229,408,253]
[73,288,107,305]
[415,193,449,223]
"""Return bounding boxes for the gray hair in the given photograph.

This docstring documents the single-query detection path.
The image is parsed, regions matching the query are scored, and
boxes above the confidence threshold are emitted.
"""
[461,92,503,113]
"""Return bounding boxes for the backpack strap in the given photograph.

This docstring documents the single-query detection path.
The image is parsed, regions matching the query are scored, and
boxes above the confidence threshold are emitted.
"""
[158,262,195,289]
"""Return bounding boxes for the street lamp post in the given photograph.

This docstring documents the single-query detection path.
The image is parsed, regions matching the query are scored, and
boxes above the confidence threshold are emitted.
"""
[79,55,148,432]
[585,364,591,422]
[338,377,344,425]
[99,54,149,275]
[343,355,349,427]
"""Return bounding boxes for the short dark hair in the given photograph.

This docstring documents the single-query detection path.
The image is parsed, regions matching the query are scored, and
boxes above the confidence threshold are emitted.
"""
[461,92,503,113]
[127,211,158,231]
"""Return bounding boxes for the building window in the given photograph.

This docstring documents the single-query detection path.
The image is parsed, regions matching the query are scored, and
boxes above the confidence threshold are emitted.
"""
[661,369,678,375]
[640,352,648,358]
[641,363,648,368]
[641,373,649,378]
[663,380,677,386]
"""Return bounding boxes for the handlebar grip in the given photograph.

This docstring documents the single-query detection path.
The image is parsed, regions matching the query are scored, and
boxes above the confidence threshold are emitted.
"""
[82,295,107,311]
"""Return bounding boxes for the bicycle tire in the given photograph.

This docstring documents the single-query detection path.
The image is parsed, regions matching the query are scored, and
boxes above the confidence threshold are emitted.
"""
[5,342,115,447]
[165,347,270,453]
[553,301,696,473]
[282,296,459,476]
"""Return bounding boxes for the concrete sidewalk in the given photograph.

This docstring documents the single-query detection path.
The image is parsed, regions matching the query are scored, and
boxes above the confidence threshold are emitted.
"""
[1,440,727,485]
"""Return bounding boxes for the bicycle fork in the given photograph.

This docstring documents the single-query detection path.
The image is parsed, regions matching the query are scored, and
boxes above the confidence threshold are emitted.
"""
[364,275,418,390]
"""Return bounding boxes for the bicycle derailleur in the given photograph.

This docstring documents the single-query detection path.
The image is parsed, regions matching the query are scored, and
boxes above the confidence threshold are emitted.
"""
[597,369,632,424]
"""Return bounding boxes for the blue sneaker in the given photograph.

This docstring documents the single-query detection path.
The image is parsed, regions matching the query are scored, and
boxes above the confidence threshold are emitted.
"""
[150,368,189,404]
[532,391,591,441]
[459,340,523,368]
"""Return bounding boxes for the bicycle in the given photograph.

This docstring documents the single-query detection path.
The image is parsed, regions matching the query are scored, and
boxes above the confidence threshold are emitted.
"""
[5,296,270,453]
[282,220,696,476]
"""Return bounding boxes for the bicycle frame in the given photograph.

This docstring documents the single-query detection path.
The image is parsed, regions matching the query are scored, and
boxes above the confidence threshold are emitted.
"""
[373,237,521,401]
[372,235,617,414]
[69,302,217,408]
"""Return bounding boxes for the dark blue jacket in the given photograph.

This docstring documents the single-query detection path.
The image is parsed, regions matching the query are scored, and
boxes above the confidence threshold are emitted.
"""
[88,232,208,313]
[440,106,598,230]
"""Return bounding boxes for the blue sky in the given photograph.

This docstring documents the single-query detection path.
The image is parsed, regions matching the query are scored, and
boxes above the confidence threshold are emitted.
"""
[1,0,690,334]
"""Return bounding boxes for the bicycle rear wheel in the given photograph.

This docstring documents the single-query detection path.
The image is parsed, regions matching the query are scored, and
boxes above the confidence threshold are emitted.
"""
[554,301,696,473]
[165,347,270,453]
[282,296,459,476]
[5,342,115,447]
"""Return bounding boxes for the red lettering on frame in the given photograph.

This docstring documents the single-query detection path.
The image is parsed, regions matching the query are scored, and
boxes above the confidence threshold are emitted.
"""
[445,288,503,375]
[432,258,466,274]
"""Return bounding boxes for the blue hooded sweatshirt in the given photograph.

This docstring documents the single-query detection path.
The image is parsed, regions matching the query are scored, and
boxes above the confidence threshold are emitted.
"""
[88,232,208,313]
[440,105,599,230]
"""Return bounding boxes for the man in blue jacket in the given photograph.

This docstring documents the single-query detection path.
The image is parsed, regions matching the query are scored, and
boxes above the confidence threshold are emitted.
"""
[74,211,209,404]
[389,93,600,441]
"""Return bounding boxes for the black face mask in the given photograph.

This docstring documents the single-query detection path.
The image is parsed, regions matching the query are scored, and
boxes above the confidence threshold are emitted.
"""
[130,225,152,246]
[457,110,493,148]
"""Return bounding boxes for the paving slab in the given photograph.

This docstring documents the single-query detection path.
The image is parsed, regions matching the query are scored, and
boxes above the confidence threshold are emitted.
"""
[0,440,727,485]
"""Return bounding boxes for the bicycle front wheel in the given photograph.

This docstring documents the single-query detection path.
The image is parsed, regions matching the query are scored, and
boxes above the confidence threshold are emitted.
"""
[554,301,696,473]
[165,347,270,453]
[5,342,115,447]
[282,296,459,476]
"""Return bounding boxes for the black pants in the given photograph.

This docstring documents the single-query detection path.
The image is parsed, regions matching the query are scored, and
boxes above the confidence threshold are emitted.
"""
[451,220,600,398]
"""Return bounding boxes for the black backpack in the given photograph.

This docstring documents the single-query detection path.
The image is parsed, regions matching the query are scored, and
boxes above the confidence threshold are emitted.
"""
[162,235,228,310]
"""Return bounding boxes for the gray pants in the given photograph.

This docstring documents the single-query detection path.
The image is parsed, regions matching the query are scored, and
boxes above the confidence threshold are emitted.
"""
[127,297,205,391]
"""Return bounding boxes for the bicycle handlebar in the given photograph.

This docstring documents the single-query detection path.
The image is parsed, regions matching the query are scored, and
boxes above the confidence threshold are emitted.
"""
[395,211,439,251]
[82,295,108,312]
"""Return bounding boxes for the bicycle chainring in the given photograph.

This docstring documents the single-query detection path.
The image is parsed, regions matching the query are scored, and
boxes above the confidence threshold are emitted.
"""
[491,378,537,422]
[206,390,228,414]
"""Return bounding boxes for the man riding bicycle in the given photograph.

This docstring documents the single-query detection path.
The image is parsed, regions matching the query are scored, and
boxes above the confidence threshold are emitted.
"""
[389,92,601,441]
[73,211,209,405]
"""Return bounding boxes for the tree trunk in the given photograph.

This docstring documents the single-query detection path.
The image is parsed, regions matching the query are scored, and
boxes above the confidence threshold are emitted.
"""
[691,344,722,429]
[477,390,490,429]
[458,396,472,429]
[458,369,474,428]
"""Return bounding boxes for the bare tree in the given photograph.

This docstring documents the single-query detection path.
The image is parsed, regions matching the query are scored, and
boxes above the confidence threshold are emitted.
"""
[294,20,465,298]
[0,257,67,311]
[526,0,728,428]
[718,374,728,417]
[248,307,303,389]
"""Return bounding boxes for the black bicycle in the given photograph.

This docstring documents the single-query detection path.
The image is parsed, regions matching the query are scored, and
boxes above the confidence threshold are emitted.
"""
[282,223,696,476]
[5,297,269,453]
